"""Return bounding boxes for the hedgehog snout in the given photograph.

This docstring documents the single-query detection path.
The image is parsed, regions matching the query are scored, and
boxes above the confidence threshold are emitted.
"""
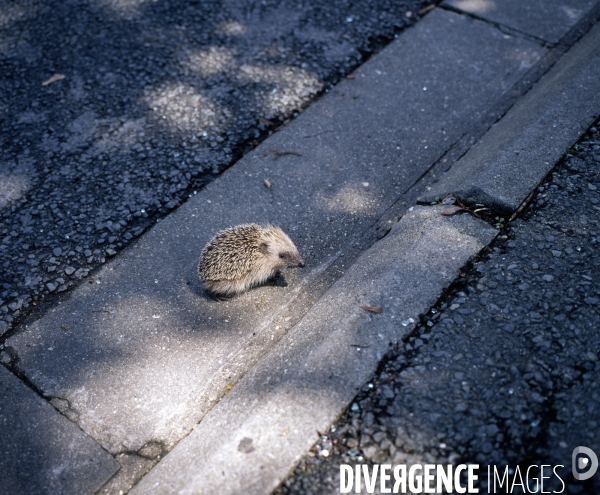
[289,255,304,268]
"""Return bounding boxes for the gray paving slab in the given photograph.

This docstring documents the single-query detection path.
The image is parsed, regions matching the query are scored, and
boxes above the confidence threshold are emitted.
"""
[129,205,497,494]
[5,8,546,464]
[443,0,599,44]
[0,366,118,495]
[419,19,600,213]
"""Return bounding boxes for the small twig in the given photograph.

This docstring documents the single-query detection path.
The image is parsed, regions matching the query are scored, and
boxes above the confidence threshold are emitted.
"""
[42,73,65,86]
[417,4,436,16]
[350,344,371,348]
[273,118,290,132]
[509,190,536,222]
[91,310,111,313]
[360,305,383,314]
[270,149,302,160]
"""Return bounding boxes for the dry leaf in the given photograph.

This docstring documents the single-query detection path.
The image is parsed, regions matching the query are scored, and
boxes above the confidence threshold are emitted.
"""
[360,305,383,314]
[441,206,468,216]
[42,74,66,86]
[441,194,456,205]
[224,383,233,395]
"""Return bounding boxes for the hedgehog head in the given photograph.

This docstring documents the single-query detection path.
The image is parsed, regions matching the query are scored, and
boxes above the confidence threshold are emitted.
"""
[259,225,304,270]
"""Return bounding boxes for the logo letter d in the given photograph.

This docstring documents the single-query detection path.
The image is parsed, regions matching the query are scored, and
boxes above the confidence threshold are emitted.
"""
[572,446,598,481]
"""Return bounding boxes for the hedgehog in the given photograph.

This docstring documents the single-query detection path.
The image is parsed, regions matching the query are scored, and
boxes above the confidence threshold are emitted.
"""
[197,223,304,298]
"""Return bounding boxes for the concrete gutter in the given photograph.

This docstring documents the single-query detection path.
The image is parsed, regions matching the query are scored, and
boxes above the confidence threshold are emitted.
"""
[0,366,118,494]
[130,205,497,494]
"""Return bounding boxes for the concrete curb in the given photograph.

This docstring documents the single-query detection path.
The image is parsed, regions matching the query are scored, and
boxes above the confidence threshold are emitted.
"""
[418,19,600,213]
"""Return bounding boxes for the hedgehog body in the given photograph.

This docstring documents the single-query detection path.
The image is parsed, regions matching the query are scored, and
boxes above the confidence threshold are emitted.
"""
[198,224,304,297]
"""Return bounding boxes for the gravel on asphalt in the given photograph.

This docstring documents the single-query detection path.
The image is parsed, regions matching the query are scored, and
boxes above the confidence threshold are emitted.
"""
[276,122,600,495]
[0,0,432,338]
